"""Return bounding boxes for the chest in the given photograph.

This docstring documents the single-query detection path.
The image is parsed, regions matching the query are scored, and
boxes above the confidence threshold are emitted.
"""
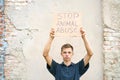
[56,65,76,79]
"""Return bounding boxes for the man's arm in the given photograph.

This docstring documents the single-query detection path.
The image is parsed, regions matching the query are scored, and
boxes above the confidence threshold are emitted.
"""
[80,28,93,66]
[43,28,55,66]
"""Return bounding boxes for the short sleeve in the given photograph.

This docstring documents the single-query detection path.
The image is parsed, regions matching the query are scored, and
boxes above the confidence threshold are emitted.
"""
[47,60,58,76]
[77,58,89,76]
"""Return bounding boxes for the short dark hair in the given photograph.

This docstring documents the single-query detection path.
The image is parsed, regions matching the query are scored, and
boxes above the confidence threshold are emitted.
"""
[61,43,73,52]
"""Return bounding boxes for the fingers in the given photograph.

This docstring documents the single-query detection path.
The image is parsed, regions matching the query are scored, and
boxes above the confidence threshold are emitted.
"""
[80,27,85,33]
[50,28,55,39]
[50,28,55,35]
[80,27,83,33]
[80,27,86,37]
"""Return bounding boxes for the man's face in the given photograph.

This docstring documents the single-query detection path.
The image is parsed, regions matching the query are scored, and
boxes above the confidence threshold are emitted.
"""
[61,48,73,62]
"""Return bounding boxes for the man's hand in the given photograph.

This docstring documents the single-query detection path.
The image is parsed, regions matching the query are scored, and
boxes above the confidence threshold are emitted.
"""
[80,27,86,38]
[50,28,55,39]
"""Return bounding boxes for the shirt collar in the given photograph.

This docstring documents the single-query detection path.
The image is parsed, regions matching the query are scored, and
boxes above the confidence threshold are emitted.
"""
[61,62,74,67]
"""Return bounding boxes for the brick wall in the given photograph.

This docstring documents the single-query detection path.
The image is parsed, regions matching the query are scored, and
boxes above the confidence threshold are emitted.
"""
[1,0,120,80]
[103,0,120,80]
[0,0,5,80]
[3,0,32,80]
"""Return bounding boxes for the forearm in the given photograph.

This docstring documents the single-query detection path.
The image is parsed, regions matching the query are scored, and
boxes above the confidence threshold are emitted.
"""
[82,36,93,56]
[43,37,54,57]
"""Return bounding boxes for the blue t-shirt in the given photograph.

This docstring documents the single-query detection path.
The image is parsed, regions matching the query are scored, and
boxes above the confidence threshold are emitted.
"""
[47,59,89,80]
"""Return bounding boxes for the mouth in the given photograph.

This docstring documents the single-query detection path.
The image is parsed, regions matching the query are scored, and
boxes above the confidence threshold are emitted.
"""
[65,57,69,59]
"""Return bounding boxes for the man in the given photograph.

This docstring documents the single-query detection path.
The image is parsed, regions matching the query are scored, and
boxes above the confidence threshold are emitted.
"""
[43,28,93,80]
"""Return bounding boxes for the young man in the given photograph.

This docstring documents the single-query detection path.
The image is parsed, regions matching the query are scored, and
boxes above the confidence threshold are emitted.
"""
[43,28,93,80]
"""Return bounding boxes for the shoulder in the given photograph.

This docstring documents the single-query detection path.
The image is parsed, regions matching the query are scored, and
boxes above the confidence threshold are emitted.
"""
[75,58,89,76]
[76,58,89,68]
[46,60,59,76]
[47,59,59,69]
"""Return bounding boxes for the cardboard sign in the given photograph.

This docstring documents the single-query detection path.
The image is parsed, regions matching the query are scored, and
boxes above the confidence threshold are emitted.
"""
[53,12,82,37]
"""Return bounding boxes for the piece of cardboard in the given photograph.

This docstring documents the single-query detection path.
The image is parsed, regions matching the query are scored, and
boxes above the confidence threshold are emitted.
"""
[53,12,82,37]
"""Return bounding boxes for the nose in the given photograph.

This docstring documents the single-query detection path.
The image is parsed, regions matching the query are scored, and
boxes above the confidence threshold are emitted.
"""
[66,53,69,56]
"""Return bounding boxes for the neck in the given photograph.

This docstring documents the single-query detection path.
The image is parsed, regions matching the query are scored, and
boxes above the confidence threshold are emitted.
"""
[63,60,72,66]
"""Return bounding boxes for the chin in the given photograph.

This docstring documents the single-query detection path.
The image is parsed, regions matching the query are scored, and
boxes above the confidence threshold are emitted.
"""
[64,59,70,61]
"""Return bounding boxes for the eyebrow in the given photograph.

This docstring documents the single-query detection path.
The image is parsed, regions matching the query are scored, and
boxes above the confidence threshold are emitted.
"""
[63,51,72,53]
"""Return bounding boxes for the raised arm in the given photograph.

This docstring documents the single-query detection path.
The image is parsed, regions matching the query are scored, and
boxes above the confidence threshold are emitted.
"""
[43,28,55,66]
[80,27,93,66]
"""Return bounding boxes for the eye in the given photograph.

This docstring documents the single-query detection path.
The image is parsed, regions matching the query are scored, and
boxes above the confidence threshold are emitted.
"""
[62,51,72,54]
[68,52,72,54]
[63,52,67,54]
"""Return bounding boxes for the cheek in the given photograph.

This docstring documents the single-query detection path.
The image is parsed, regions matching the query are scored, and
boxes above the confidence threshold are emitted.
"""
[70,54,73,57]
[61,54,66,57]
[61,53,64,56]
